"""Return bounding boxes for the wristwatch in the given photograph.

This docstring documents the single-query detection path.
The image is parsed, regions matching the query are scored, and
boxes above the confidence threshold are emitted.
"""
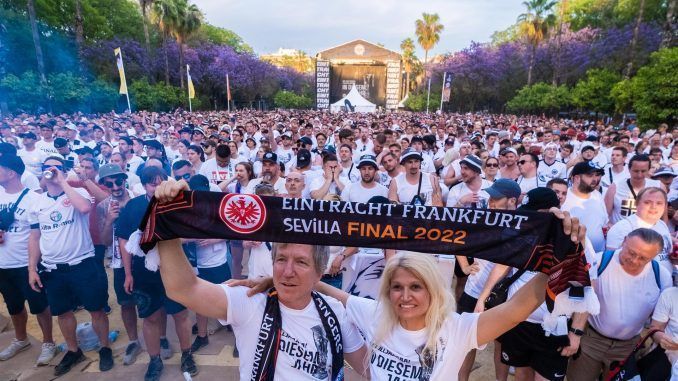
[568,327,585,336]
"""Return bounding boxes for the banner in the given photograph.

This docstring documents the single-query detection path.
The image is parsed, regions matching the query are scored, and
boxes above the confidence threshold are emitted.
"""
[139,192,590,305]
[114,47,128,95]
[442,72,453,102]
[187,64,195,99]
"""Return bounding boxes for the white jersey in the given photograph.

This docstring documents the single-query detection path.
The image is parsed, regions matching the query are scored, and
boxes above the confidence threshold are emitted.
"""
[606,214,673,274]
[199,158,236,185]
[220,285,364,381]
[0,189,41,268]
[464,258,496,299]
[394,172,435,206]
[537,160,567,182]
[276,147,295,165]
[247,242,273,279]
[516,175,545,194]
[589,250,671,340]
[562,189,608,252]
[196,240,227,268]
[346,296,482,381]
[18,148,47,177]
[611,178,662,224]
[32,188,95,268]
[340,181,388,203]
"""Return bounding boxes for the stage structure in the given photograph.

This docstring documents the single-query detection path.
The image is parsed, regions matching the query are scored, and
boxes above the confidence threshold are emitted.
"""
[315,39,402,111]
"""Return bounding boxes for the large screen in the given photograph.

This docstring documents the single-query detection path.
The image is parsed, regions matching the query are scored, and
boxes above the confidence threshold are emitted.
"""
[330,64,386,107]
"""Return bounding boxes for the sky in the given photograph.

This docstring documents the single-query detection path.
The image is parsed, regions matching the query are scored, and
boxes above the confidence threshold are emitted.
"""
[194,0,526,57]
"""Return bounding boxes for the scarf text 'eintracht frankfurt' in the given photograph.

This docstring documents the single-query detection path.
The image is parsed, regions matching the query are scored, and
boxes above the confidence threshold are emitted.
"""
[139,191,591,308]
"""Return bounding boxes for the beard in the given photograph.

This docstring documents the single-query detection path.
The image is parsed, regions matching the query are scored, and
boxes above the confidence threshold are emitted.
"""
[577,181,598,194]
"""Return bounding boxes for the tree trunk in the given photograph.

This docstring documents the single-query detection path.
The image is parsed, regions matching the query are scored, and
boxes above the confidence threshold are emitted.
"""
[74,0,85,72]
[0,22,7,114]
[527,45,536,85]
[179,40,185,89]
[406,71,411,95]
[27,0,49,111]
[163,34,170,85]
[552,0,567,85]
[141,6,151,54]
[624,0,646,79]
[661,0,676,48]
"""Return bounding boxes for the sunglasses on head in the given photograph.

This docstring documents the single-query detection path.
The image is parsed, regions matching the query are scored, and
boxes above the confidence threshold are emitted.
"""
[103,177,125,188]
[174,173,191,181]
[42,164,64,172]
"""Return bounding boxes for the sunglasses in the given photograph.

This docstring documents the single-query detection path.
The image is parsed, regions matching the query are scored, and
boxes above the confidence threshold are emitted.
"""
[518,160,532,165]
[485,163,499,168]
[103,177,125,188]
[174,173,191,181]
[42,165,64,172]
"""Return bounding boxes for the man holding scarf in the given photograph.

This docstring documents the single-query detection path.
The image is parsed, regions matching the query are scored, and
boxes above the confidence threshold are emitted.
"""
[153,178,368,381]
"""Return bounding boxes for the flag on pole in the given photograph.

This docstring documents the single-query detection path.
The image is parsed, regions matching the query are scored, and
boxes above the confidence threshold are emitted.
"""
[114,48,128,95]
[226,74,232,102]
[442,72,453,102]
[187,64,195,99]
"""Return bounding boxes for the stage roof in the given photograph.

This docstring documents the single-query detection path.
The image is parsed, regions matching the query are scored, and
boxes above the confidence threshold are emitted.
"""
[316,39,401,63]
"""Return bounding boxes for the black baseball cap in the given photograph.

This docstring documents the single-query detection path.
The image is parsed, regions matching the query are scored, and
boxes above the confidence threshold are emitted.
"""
[296,149,311,168]
[571,161,604,176]
[297,137,313,146]
[262,151,278,164]
[19,132,37,140]
[0,154,25,175]
[357,155,378,169]
[144,139,163,150]
[518,187,560,211]
[54,137,69,148]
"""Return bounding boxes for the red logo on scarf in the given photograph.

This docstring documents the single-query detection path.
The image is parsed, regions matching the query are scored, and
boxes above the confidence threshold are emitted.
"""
[219,194,267,234]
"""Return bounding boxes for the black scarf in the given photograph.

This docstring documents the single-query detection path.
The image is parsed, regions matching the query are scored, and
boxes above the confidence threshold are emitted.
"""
[251,288,344,381]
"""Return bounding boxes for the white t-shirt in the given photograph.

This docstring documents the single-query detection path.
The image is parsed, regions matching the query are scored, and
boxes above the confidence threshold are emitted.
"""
[196,240,227,268]
[394,172,435,206]
[562,189,608,252]
[310,176,340,198]
[611,178,662,224]
[651,287,678,365]
[340,181,388,203]
[199,158,236,185]
[589,250,672,340]
[600,165,630,188]
[0,189,40,268]
[516,175,544,194]
[220,285,364,381]
[18,148,47,177]
[32,188,95,268]
[20,172,40,191]
[341,163,361,184]
[244,177,286,195]
[346,296,482,381]
[463,258,496,299]
[35,140,58,157]
[247,242,273,279]
[276,147,295,165]
[446,180,491,208]
[127,155,145,176]
[508,270,549,324]
[606,214,673,274]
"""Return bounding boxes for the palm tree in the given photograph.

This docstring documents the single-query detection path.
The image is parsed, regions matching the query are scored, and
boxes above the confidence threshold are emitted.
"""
[139,0,154,54]
[152,0,178,85]
[415,13,444,66]
[517,0,557,85]
[624,0,646,78]
[400,37,417,95]
[171,0,202,89]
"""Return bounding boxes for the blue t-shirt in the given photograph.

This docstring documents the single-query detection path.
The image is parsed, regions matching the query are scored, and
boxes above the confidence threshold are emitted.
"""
[115,194,150,240]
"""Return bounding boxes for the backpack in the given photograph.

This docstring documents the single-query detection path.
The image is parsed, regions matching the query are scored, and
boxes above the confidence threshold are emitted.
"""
[597,250,661,289]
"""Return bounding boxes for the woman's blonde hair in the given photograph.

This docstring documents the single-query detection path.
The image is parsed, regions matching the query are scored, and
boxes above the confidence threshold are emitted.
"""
[375,252,455,359]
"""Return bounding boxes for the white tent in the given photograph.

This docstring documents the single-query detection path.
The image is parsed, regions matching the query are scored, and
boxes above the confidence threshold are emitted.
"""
[330,85,376,113]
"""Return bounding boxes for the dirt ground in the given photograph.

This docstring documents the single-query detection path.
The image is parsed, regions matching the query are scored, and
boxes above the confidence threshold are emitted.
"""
[0,268,505,380]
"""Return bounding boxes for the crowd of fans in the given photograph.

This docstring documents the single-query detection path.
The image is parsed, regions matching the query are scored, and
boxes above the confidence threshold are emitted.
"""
[0,109,676,381]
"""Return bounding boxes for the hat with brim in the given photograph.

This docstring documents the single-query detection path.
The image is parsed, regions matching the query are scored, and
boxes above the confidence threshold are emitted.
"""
[400,148,422,164]
[500,147,518,156]
[144,139,163,150]
[483,178,521,200]
[652,167,676,178]
[357,155,378,169]
[460,154,483,173]
[98,164,127,183]
[518,187,560,211]
[262,152,278,164]
[571,161,604,177]
[580,143,596,153]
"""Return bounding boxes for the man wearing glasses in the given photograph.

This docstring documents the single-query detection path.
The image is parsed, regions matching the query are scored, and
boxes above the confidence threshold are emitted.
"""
[95,164,142,365]
[28,156,114,376]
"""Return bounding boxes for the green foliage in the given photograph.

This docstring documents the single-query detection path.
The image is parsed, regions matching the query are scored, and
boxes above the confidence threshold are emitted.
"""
[610,78,634,113]
[192,23,252,53]
[571,68,621,113]
[506,82,571,113]
[129,78,184,111]
[403,89,441,112]
[273,90,312,109]
[0,71,118,113]
[628,47,677,128]
[566,0,666,30]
